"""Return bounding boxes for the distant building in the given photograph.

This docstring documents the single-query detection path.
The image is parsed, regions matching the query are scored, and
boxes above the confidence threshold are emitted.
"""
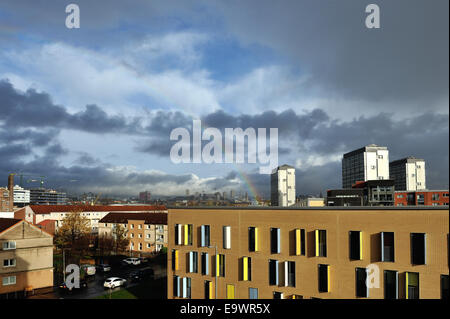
[98,212,168,253]
[342,144,389,188]
[394,190,449,206]
[298,198,325,207]
[0,218,53,298]
[0,188,12,212]
[139,191,151,203]
[389,157,426,191]
[326,189,364,206]
[13,185,30,207]
[271,164,296,207]
[30,188,67,205]
[14,204,167,234]
[352,180,395,206]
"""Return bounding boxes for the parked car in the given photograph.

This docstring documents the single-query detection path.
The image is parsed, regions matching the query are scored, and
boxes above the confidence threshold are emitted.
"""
[80,264,96,276]
[96,264,111,272]
[104,277,127,289]
[59,278,88,291]
[128,271,143,283]
[122,257,141,265]
[138,257,148,263]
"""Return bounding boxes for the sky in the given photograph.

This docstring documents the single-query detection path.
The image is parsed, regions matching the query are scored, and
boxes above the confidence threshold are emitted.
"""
[0,0,448,198]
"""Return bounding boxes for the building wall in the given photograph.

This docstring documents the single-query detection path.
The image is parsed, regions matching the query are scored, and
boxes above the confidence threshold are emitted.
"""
[395,191,449,206]
[0,221,53,295]
[167,207,448,299]
[0,188,11,212]
[271,167,295,207]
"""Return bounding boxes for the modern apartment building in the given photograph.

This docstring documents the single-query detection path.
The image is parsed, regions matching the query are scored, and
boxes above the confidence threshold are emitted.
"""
[271,165,296,207]
[0,218,53,299]
[342,144,389,188]
[390,157,426,191]
[395,190,449,207]
[98,212,168,253]
[167,206,449,299]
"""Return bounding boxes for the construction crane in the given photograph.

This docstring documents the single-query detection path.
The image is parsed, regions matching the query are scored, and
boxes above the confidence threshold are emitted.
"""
[10,173,46,187]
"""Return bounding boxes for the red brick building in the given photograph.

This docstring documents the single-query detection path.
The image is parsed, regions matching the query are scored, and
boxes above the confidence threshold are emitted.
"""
[395,190,449,206]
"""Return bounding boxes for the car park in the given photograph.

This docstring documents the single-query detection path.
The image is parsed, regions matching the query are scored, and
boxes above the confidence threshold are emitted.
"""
[104,277,127,289]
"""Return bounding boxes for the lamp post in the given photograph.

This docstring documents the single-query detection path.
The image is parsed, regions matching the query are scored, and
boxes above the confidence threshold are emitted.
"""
[208,244,218,299]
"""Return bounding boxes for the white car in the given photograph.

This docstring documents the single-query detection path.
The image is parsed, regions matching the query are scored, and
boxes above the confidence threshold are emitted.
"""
[104,277,126,289]
[80,264,96,276]
[123,257,141,265]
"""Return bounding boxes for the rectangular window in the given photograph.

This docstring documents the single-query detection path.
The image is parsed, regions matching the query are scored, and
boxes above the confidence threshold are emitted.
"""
[186,277,191,299]
[201,252,210,275]
[295,229,306,256]
[173,275,180,297]
[3,259,16,267]
[285,261,295,287]
[318,264,330,293]
[249,288,258,299]
[315,230,327,257]
[201,225,210,247]
[184,224,193,246]
[248,227,259,252]
[271,228,281,254]
[441,275,449,299]
[2,241,16,250]
[188,251,198,273]
[269,259,279,286]
[242,257,252,281]
[432,194,440,201]
[406,272,419,299]
[216,254,225,277]
[349,231,362,260]
[2,276,16,286]
[411,233,426,265]
[175,224,182,245]
[205,280,213,299]
[381,232,395,262]
[355,268,369,298]
[172,249,179,270]
[223,226,231,249]
[226,284,235,299]
[384,270,398,299]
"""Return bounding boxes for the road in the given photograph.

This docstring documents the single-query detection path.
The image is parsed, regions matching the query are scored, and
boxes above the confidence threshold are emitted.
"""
[31,259,166,299]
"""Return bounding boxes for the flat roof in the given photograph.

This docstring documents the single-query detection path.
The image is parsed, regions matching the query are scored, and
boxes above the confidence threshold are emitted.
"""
[168,205,449,211]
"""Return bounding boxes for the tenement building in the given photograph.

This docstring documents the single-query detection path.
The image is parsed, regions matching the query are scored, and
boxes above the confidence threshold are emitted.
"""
[167,206,449,299]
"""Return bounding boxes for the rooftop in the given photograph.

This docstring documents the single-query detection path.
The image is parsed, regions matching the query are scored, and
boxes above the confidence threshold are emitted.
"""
[99,212,167,224]
[28,205,167,214]
[167,205,448,211]
[0,218,22,234]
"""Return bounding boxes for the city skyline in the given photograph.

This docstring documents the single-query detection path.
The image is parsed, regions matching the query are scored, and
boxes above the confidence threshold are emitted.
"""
[0,0,448,198]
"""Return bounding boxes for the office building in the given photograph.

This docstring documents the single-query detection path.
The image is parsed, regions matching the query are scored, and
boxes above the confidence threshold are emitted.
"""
[395,190,449,206]
[390,157,426,191]
[342,145,389,188]
[326,189,364,206]
[13,185,30,207]
[29,188,67,205]
[271,165,296,207]
[167,206,448,299]
[0,218,53,299]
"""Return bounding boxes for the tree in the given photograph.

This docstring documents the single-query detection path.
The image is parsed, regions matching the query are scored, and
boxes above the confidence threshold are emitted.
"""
[112,224,129,254]
[54,208,91,251]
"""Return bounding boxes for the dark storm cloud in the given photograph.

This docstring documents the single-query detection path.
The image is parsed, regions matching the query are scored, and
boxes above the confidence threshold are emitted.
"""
[0,80,141,134]
[215,0,449,107]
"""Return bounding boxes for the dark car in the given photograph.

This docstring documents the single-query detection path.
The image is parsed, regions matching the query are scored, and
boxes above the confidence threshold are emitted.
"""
[128,271,143,283]
[59,278,88,291]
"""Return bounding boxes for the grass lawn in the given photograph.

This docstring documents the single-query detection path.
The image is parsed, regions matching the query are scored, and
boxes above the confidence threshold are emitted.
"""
[95,277,167,299]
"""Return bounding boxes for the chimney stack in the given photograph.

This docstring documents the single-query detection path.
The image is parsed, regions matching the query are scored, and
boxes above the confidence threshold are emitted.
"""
[8,174,14,211]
